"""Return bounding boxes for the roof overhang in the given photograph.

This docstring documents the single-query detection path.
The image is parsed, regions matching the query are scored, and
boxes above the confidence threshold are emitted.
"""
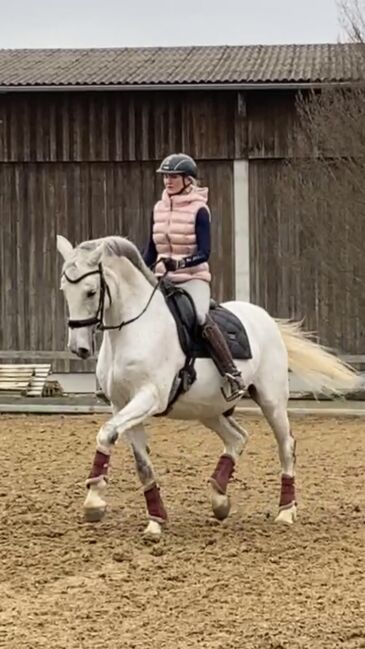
[0,80,360,93]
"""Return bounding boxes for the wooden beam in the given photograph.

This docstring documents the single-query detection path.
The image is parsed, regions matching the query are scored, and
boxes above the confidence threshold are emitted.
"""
[0,350,363,367]
[0,350,96,360]
[342,355,365,364]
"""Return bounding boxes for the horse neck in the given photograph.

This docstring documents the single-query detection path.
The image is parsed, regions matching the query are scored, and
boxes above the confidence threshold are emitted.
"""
[102,258,163,335]
[100,259,184,376]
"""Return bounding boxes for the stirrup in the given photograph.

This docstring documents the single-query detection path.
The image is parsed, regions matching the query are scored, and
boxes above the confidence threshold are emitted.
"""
[221,373,245,402]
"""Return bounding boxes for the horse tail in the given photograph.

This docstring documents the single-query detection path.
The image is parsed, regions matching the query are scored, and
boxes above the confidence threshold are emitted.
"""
[275,319,362,396]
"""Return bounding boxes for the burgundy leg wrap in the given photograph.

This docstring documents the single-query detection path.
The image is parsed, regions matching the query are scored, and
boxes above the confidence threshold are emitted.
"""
[88,450,110,481]
[144,484,167,522]
[279,474,296,508]
[210,454,235,494]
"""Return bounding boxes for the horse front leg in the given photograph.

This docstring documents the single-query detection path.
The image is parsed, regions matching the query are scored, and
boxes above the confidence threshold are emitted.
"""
[83,385,161,523]
[128,425,167,541]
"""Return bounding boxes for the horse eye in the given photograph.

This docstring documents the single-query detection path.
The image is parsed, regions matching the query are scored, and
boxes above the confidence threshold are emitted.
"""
[86,289,96,298]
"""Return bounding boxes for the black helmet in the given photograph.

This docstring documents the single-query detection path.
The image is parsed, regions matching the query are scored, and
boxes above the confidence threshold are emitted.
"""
[156,153,198,178]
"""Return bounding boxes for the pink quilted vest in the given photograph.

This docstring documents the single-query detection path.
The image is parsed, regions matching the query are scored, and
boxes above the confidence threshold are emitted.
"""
[153,186,211,283]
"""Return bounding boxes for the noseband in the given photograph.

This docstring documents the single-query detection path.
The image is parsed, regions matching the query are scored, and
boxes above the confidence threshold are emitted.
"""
[63,262,161,331]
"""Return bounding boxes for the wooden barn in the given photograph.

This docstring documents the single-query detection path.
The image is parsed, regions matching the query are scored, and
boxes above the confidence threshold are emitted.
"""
[0,44,363,383]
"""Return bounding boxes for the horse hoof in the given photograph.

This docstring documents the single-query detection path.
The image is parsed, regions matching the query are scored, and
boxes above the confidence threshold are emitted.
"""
[143,519,162,542]
[275,504,297,525]
[83,481,107,523]
[211,492,231,521]
[84,505,107,523]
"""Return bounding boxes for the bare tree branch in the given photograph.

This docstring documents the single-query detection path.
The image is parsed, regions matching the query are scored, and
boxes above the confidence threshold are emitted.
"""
[339,0,365,43]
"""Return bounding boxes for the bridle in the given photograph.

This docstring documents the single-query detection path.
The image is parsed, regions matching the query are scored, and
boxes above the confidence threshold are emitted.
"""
[63,262,161,331]
[63,263,111,329]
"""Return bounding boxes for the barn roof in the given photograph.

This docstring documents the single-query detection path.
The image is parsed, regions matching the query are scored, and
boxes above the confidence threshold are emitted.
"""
[0,44,364,89]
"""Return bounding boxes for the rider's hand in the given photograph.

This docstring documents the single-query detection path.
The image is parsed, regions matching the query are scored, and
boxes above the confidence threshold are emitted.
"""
[161,258,181,272]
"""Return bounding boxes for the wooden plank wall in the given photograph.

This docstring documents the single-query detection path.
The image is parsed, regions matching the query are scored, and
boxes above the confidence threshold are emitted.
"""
[247,90,299,159]
[249,159,365,354]
[0,158,234,371]
[0,90,246,162]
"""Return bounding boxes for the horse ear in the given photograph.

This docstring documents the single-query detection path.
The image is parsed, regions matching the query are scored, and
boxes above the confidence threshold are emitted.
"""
[56,234,73,261]
[87,241,105,267]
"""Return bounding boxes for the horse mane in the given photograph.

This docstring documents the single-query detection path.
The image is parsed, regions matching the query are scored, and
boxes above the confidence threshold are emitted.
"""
[78,236,157,287]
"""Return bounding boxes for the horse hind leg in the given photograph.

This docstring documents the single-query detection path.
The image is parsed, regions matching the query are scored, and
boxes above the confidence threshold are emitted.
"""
[250,385,297,525]
[201,415,249,521]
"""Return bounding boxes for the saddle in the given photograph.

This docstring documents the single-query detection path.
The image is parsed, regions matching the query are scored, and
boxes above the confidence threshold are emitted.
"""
[159,279,252,411]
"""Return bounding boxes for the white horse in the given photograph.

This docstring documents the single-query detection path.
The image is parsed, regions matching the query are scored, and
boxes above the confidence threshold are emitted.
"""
[57,234,361,540]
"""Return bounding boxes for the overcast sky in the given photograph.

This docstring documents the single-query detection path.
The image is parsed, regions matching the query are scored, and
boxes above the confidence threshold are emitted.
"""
[0,0,344,48]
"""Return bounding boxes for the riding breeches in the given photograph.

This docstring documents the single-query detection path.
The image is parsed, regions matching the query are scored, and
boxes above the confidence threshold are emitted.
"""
[178,279,210,325]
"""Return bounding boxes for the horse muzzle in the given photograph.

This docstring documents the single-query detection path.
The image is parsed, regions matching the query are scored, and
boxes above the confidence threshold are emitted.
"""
[75,346,91,359]
[68,327,94,360]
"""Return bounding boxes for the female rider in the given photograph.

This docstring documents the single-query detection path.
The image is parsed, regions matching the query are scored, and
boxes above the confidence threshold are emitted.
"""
[143,153,244,401]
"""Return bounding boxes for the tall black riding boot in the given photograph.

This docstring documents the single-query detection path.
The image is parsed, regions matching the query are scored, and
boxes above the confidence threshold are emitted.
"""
[202,314,245,401]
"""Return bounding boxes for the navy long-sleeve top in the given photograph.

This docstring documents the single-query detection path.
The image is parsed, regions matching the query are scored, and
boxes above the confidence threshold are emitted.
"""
[143,207,211,268]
